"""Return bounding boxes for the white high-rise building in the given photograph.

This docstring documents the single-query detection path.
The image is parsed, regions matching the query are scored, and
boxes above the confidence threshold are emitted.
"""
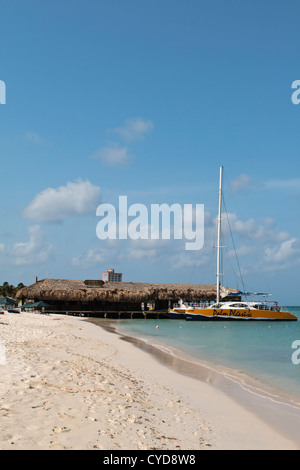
[102,268,123,283]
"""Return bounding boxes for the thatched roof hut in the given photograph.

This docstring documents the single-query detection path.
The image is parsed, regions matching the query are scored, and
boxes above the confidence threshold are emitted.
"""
[16,278,239,304]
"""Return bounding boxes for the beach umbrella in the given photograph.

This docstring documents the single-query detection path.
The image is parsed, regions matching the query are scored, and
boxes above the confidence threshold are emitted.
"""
[30,301,53,308]
[0,297,17,306]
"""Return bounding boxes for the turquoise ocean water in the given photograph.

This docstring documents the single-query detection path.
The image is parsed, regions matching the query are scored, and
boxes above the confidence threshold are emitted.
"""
[114,307,300,404]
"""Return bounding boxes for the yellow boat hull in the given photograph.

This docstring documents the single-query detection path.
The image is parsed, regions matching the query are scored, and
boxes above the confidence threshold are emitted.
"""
[185,308,297,321]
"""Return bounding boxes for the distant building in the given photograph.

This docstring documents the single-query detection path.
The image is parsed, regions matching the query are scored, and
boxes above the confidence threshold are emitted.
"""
[102,268,123,283]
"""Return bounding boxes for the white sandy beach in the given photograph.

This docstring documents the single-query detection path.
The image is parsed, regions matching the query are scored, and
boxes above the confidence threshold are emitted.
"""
[0,311,298,450]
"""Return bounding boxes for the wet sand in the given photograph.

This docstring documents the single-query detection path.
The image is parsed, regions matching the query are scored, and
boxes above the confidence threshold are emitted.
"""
[89,318,300,448]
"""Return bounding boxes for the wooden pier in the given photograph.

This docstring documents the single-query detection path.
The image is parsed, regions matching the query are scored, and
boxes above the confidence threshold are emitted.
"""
[46,310,170,319]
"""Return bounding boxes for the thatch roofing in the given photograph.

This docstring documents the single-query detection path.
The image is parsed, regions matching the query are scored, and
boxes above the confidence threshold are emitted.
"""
[16,278,239,303]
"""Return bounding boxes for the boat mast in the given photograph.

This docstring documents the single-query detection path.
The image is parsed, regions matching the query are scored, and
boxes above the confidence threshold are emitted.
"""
[216,166,223,304]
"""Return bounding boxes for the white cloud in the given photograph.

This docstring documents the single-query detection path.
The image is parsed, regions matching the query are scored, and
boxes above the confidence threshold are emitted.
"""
[226,245,257,259]
[25,131,44,144]
[228,173,259,193]
[229,174,300,195]
[126,237,169,261]
[71,206,300,281]
[218,213,300,274]
[223,213,289,244]
[5,225,54,266]
[71,248,108,268]
[112,118,154,142]
[92,117,154,167]
[12,225,53,266]
[92,144,131,166]
[126,247,157,261]
[71,240,122,269]
[263,178,300,191]
[22,179,101,223]
[264,238,300,266]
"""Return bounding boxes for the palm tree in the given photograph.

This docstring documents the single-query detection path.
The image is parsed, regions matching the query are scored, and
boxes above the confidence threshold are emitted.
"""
[0,282,26,298]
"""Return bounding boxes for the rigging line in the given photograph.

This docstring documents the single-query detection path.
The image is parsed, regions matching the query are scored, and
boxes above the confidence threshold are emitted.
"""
[247,250,272,295]
[222,196,246,293]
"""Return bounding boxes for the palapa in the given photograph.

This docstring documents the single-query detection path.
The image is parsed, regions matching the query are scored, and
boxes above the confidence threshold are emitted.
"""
[16,278,239,304]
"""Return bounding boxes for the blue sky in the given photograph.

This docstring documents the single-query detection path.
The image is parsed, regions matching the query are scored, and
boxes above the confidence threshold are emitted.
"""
[1,0,300,304]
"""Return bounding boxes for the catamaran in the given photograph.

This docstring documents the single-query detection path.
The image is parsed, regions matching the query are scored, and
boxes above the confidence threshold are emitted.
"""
[169,299,191,319]
[174,166,297,321]
[184,299,297,321]
[169,299,206,319]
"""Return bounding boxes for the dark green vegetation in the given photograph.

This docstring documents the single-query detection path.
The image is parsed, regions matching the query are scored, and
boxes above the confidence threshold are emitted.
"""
[0,281,26,298]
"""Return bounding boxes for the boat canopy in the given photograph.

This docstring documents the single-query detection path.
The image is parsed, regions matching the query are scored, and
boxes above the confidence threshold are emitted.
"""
[228,291,271,297]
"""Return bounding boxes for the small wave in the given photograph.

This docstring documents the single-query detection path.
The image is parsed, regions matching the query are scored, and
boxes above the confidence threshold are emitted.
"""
[114,320,300,410]
[223,372,300,410]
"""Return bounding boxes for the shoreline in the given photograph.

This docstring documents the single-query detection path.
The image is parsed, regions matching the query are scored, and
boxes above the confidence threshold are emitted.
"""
[100,319,300,405]
[88,318,300,448]
[0,311,299,450]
